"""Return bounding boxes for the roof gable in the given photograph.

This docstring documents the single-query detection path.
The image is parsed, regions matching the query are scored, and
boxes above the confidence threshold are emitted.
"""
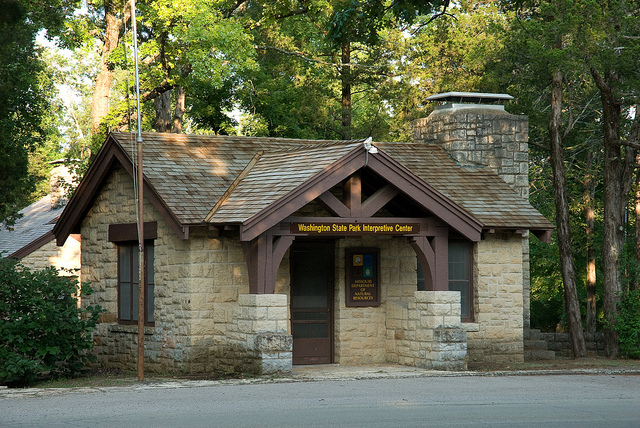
[223,144,484,242]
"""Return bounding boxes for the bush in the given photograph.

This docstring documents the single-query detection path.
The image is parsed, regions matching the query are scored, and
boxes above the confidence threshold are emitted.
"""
[614,289,640,359]
[0,258,103,386]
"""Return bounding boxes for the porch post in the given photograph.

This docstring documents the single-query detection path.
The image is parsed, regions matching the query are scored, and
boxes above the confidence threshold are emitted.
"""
[242,234,294,294]
[409,231,449,291]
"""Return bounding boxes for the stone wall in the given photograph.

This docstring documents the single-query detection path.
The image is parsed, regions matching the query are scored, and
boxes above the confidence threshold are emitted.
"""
[20,236,81,280]
[541,332,605,358]
[413,109,529,199]
[467,232,524,364]
[334,236,416,365]
[82,165,251,374]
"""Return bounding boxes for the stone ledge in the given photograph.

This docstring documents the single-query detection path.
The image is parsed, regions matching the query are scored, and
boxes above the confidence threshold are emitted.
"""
[109,324,155,335]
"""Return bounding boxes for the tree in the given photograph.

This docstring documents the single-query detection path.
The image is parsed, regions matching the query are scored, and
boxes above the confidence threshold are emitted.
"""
[0,0,77,225]
[499,0,601,356]
[579,0,640,357]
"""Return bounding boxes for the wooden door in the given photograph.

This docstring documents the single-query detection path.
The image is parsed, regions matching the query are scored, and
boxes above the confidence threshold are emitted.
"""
[290,242,334,365]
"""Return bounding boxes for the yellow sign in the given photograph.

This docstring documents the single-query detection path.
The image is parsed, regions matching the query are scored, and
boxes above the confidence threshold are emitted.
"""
[290,222,420,235]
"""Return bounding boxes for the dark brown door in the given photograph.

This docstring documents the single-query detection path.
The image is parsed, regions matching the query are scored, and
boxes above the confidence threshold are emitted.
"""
[290,242,334,365]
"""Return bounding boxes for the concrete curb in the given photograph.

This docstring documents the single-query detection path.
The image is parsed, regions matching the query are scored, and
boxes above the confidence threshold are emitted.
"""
[2,365,639,399]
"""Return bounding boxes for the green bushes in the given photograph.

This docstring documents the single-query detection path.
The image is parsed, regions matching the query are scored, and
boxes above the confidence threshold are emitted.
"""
[0,258,103,386]
[614,289,640,359]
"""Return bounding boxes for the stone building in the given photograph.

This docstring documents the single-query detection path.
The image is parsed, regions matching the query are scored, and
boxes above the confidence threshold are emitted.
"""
[53,93,553,374]
[0,161,80,278]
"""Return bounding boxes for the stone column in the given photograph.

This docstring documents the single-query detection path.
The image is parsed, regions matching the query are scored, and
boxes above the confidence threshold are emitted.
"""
[236,294,292,375]
[389,291,467,370]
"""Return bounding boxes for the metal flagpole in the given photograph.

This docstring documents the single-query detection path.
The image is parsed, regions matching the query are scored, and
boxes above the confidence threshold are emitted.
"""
[131,0,145,381]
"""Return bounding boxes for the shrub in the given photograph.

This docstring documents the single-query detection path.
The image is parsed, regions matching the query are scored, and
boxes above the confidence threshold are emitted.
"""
[614,289,640,359]
[0,258,103,386]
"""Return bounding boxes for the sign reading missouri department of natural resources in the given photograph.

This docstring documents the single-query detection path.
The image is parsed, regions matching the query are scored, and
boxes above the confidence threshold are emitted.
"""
[290,222,420,235]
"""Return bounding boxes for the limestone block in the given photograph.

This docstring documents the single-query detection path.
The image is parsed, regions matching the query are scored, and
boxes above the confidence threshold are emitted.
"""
[267,306,288,321]
[434,327,467,343]
[242,305,269,321]
[255,333,292,353]
[238,294,287,308]
[252,320,278,333]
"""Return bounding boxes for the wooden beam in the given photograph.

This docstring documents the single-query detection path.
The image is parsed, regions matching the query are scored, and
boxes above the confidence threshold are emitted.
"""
[409,236,435,291]
[243,234,295,294]
[361,184,399,217]
[344,173,362,217]
[317,191,350,217]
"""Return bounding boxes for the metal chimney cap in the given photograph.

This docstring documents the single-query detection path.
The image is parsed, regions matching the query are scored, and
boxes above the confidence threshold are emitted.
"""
[426,92,514,104]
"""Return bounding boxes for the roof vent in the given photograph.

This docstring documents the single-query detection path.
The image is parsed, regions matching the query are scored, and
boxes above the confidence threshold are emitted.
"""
[427,92,513,112]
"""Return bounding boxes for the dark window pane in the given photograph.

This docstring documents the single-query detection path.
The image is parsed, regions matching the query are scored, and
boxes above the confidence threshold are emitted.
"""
[147,245,154,285]
[292,323,309,338]
[118,242,155,325]
[449,282,470,318]
[120,282,131,321]
[292,312,328,321]
[448,242,471,319]
[147,283,155,323]
[310,323,328,338]
[119,247,131,282]
[417,262,426,291]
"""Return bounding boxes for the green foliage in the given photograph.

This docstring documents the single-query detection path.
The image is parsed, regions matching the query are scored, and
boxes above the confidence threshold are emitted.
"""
[613,290,640,359]
[0,258,103,386]
[328,0,448,46]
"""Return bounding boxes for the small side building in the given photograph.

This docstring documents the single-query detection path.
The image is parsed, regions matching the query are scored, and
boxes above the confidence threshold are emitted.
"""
[0,161,80,278]
[53,93,553,374]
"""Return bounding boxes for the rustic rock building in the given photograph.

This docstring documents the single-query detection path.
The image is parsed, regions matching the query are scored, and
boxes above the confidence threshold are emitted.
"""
[53,93,553,374]
[0,161,80,278]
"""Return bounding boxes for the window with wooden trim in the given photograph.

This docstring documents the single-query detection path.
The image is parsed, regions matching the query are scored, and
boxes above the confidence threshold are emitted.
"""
[448,241,473,322]
[118,243,154,325]
[416,240,474,322]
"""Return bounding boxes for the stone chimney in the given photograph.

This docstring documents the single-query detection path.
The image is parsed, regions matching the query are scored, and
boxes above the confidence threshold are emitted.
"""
[413,92,529,200]
[413,92,532,329]
[49,160,74,210]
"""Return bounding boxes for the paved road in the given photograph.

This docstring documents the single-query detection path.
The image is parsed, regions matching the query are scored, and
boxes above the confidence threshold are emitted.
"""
[1,374,639,427]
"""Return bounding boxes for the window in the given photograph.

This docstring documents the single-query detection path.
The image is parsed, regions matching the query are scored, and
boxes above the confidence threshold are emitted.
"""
[448,241,472,321]
[118,243,154,325]
[416,240,473,321]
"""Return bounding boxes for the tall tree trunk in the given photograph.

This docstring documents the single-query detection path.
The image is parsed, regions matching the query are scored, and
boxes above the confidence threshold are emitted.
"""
[584,149,597,333]
[340,41,351,140]
[172,86,185,133]
[591,68,637,357]
[549,70,586,357]
[91,0,129,134]
[635,151,640,291]
[153,90,172,132]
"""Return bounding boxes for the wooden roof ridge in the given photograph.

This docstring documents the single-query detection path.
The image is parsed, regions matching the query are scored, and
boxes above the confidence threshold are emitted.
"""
[205,151,265,222]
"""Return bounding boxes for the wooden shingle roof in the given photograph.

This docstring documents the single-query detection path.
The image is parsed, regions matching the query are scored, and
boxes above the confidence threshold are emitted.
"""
[376,142,552,230]
[54,132,552,244]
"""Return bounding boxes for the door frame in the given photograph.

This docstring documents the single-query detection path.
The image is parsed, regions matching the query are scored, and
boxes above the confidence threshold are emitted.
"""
[289,240,335,365]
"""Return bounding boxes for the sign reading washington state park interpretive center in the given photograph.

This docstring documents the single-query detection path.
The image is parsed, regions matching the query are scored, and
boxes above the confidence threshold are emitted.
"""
[345,248,380,307]
[290,222,420,235]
